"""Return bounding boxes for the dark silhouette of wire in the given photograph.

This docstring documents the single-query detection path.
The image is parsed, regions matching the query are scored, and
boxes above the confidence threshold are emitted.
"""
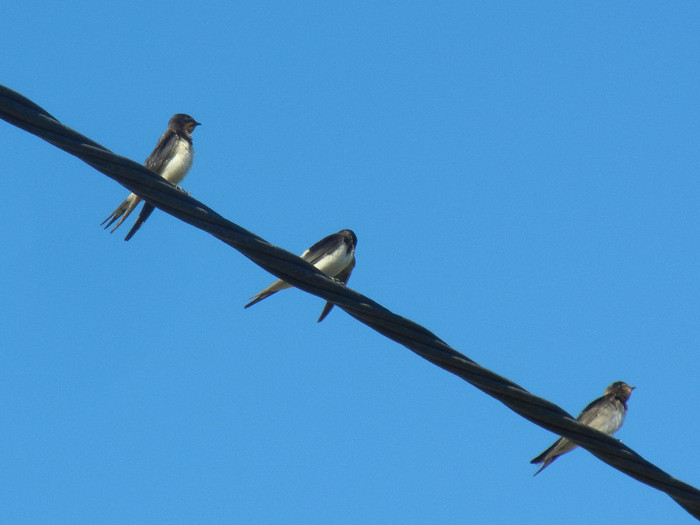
[1,84,698,520]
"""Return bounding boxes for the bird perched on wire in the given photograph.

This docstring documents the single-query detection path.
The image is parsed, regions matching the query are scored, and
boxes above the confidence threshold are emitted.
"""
[102,113,201,240]
[245,229,357,322]
[531,381,635,475]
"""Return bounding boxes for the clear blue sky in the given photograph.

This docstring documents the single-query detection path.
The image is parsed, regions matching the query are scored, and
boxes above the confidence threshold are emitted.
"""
[2,2,699,523]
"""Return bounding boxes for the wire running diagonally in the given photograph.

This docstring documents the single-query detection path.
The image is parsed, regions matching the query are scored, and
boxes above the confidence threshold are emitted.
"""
[1,84,698,520]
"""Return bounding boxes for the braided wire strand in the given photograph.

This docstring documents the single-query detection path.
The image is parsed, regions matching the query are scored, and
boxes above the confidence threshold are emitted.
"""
[1,84,698,520]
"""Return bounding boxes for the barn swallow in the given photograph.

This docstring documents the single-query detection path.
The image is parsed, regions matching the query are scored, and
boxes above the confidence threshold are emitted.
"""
[531,381,635,475]
[101,113,201,240]
[244,229,357,322]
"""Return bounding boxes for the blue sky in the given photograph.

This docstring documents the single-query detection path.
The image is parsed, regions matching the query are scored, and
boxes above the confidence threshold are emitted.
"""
[2,2,699,523]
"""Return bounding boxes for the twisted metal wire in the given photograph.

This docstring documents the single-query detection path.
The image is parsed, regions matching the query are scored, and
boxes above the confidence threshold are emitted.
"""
[2,84,698,520]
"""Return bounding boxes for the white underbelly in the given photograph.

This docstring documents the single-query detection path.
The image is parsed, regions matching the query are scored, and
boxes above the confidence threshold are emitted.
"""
[314,244,353,277]
[597,409,625,434]
[161,140,194,185]
[589,403,626,434]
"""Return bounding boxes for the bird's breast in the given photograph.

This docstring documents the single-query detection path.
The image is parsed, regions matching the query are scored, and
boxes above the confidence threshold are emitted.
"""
[591,402,626,434]
[314,244,353,277]
[161,139,194,185]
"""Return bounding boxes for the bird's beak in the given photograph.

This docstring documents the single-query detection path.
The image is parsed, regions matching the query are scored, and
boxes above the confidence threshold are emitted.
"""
[195,121,202,127]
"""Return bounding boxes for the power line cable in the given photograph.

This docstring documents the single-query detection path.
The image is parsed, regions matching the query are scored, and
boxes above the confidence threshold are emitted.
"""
[1,84,698,520]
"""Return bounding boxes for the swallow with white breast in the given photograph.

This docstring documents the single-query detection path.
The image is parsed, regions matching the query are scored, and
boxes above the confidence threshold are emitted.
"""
[531,381,635,475]
[101,113,200,240]
[245,229,357,322]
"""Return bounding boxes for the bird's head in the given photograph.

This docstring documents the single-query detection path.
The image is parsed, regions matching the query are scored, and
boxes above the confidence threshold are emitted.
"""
[170,113,201,133]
